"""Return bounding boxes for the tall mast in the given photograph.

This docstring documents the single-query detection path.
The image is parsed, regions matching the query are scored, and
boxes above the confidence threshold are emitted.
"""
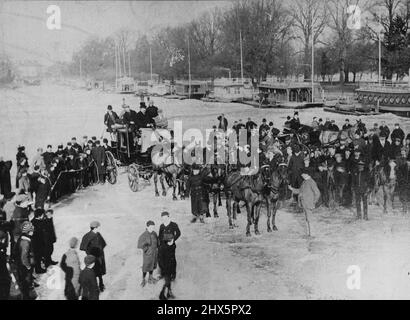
[240,29,244,85]
[122,44,126,77]
[114,45,117,84]
[150,47,153,81]
[117,44,122,78]
[188,35,191,99]
[311,11,314,103]
[128,52,131,77]
[379,14,382,85]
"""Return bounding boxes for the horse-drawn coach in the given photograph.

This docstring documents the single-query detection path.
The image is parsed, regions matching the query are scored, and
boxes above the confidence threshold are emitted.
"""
[105,124,163,192]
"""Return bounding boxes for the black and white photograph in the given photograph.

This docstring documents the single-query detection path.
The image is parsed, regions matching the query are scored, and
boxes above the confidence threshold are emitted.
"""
[1,0,410,305]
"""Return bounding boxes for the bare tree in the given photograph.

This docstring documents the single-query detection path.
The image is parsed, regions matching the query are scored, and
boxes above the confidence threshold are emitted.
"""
[189,8,224,59]
[327,0,360,84]
[291,0,328,80]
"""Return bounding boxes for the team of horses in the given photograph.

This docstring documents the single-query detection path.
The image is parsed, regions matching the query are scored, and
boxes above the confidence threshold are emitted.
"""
[147,124,408,237]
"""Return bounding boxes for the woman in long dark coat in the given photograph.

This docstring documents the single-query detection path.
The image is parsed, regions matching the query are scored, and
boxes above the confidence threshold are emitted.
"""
[80,221,106,291]
[0,159,12,197]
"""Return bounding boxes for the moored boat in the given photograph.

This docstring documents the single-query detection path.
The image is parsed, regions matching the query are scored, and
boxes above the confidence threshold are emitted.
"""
[356,82,410,117]
[255,80,324,109]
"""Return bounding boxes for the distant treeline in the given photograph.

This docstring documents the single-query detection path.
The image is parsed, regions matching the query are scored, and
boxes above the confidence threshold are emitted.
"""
[61,0,410,83]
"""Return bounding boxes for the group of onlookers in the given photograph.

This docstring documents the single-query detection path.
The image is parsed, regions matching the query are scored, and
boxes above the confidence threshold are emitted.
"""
[0,127,113,300]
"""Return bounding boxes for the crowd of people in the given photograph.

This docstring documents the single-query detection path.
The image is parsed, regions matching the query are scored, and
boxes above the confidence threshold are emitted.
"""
[0,95,175,300]
[0,114,119,299]
[2,93,410,300]
[215,112,410,220]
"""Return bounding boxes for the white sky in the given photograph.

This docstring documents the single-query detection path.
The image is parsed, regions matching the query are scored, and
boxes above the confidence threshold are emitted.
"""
[0,0,229,65]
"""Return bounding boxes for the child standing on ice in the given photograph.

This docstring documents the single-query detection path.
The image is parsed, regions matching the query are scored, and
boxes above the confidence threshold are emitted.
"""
[79,255,99,300]
[137,220,158,287]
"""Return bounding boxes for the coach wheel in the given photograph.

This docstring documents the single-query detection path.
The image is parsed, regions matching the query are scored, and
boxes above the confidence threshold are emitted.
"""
[105,151,117,185]
[128,163,140,192]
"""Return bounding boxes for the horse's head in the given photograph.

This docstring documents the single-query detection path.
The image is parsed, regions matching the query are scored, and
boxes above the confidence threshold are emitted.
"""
[277,163,288,184]
[260,165,272,185]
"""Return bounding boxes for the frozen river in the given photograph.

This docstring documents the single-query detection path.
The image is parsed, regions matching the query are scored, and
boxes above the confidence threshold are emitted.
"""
[2,82,410,300]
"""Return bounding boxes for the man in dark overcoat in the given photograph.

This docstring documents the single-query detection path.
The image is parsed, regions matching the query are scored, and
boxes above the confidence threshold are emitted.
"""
[31,209,46,274]
[146,100,159,121]
[186,164,208,223]
[158,211,181,300]
[43,209,57,267]
[135,103,155,129]
[80,221,107,292]
[288,144,304,205]
[351,160,371,220]
[91,141,106,184]
[34,173,51,209]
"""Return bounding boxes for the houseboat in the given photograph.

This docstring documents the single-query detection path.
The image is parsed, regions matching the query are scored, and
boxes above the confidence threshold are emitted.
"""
[116,77,135,94]
[255,81,324,108]
[174,80,208,99]
[355,82,410,117]
[147,80,170,96]
[135,80,149,96]
[211,78,254,102]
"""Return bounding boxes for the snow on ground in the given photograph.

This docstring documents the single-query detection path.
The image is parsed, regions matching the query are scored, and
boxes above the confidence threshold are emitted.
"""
[2,82,410,300]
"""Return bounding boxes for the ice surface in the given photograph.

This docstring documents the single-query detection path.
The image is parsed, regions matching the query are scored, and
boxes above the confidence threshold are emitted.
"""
[2,82,410,300]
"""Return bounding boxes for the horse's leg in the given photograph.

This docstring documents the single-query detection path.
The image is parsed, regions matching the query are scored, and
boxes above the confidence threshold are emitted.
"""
[226,192,233,229]
[382,185,388,214]
[218,190,222,207]
[304,208,311,237]
[172,174,177,200]
[253,200,261,235]
[390,182,396,213]
[266,198,272,233]
[160,173,167,196]
[341,184,346,206]
[337,185,343,206]
[272,199,279,231]
[180,180,186,200]
[233,200,238,227]
[212,192,218,217]
[245,201,252,237]
[154,171,160,197]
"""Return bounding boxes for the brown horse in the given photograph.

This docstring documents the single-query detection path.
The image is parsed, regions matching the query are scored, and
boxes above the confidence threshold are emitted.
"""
[260,164,289,232]
[224,169,265,236]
